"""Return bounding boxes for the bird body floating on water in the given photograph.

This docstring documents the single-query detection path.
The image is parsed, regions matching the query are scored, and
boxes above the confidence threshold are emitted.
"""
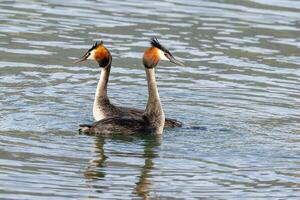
[77,38,184,135]
[74,38,183,129]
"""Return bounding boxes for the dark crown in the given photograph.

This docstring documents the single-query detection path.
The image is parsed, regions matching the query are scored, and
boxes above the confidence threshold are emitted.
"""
[88,41,103,52]
[150,37,169,53]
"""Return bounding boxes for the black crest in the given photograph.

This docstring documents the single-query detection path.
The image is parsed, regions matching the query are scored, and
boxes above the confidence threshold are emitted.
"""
[150,37,169,53]
[88,41,103,52]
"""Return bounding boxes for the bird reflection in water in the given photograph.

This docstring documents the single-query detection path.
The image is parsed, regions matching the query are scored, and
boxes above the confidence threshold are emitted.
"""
[84,135,162,199]
[84,136,107,180]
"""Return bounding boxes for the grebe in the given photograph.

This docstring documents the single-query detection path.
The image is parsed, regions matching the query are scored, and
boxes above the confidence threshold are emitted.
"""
[74,40,183,128]
[79,37,184,135]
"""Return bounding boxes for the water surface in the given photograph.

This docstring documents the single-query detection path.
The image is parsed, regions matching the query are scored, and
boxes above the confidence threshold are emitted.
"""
[1,0,300,199]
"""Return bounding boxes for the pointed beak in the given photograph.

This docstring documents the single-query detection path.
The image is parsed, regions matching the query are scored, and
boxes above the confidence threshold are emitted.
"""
[165,53,185,66]
[73,53,89,64]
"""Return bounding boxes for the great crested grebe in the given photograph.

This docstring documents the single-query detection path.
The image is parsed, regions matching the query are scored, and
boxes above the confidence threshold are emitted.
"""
[74,40,183,128]
[79,37,184,135]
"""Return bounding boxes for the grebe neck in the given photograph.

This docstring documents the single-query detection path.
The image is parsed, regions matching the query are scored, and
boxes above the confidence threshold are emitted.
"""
[93,58,112,120]
[144,68,165,134]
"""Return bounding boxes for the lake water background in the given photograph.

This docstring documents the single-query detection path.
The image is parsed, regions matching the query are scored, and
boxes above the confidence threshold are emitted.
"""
[0,0,300,199]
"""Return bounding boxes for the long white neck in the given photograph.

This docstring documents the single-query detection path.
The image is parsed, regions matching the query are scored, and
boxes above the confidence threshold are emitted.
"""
[144,68,165,134]
[93,64,111,121]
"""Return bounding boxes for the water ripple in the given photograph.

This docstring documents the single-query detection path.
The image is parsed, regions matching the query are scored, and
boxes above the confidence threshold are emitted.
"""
[0,0,300,199]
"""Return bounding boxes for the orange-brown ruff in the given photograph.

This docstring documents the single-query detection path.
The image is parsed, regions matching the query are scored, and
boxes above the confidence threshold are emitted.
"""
[94,45,110,65]
[143,47,160,68]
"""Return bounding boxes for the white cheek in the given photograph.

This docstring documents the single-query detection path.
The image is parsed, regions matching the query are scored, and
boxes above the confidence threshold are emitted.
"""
[158,49,168,61]
[87,50,96,60]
